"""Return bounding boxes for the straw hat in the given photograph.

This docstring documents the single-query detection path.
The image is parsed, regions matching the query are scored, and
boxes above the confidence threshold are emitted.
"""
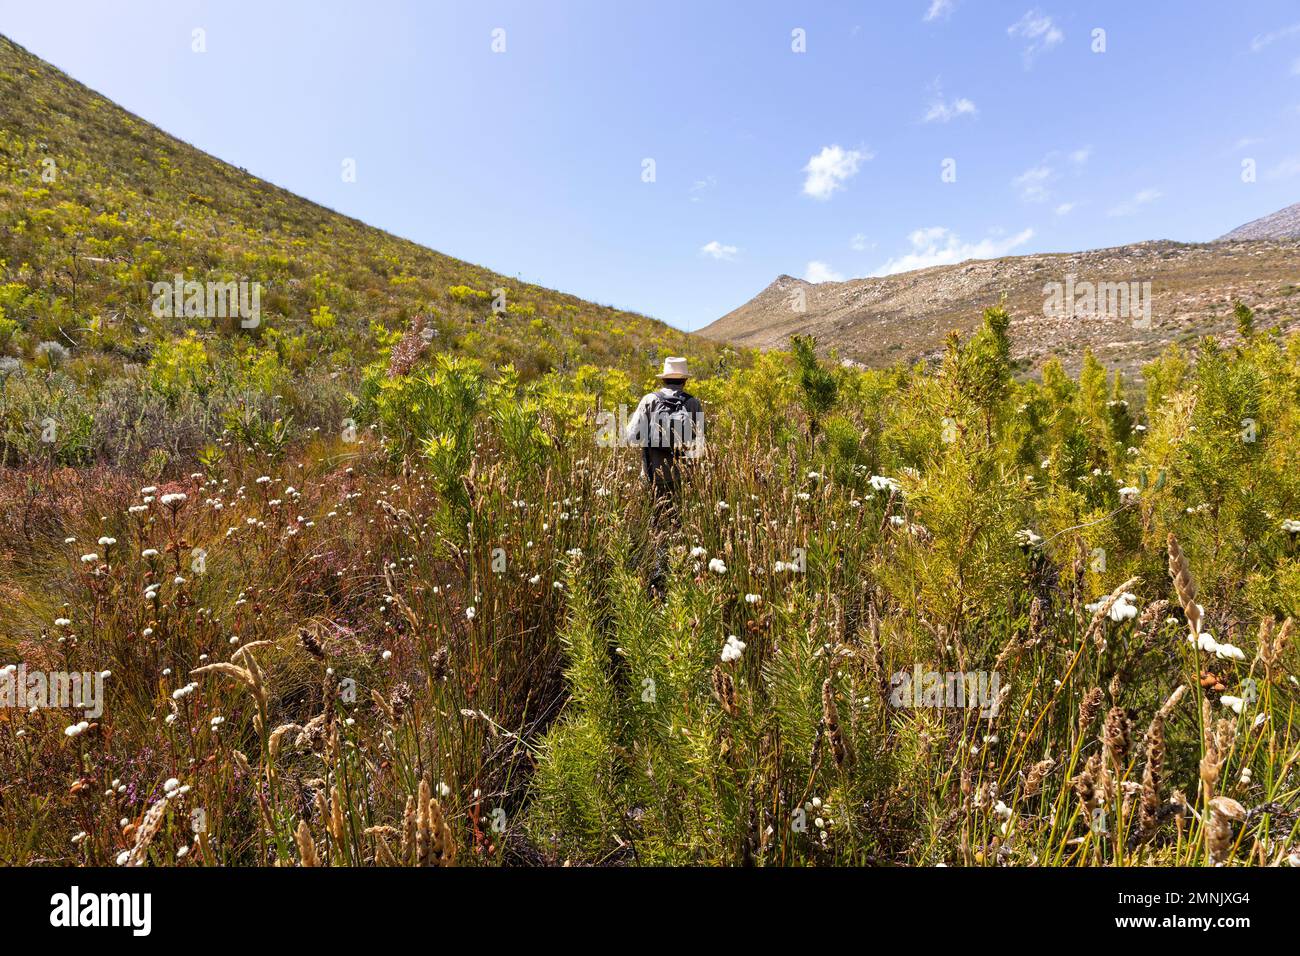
[655,356,690,379]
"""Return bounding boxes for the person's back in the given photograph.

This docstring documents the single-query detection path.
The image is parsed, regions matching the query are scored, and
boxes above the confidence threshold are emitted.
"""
[625,358,704,496]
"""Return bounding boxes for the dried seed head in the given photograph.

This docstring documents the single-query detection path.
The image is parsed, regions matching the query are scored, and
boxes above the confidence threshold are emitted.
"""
[1207,796,1246,865]
[1077,687,1104,740]
[711,665,738,717]
[295,819,320,867]
[1023,758,1055,798]
[1167,533,1201,636]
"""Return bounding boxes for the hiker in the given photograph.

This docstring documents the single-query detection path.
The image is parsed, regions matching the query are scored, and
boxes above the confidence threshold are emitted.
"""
[625,357,704,593]
[626,356,705,494]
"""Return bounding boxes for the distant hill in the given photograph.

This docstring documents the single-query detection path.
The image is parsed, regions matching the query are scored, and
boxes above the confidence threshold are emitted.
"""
[702,235,1300,378]
[1217,202,1300,241]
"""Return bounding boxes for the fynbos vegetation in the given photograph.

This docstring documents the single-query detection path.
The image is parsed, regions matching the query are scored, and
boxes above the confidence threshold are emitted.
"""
[1,35,1298,869]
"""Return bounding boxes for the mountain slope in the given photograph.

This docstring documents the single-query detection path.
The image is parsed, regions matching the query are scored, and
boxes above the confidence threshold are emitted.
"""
[0,35,713,383]
[1218,202,1300,241]
[702,236,1300,377]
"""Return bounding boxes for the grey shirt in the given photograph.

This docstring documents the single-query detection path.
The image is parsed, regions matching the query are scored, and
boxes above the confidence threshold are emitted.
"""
[625,386,704,484]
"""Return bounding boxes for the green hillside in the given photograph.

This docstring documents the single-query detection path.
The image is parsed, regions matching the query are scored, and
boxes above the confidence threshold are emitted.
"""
[0,34,721,466]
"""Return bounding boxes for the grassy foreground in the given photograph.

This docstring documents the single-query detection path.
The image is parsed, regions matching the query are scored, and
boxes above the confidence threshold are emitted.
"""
[2,302,1299,866]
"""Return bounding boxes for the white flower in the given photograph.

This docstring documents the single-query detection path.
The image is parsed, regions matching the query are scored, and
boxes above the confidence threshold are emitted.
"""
[720,634,747,663]
[744,593,761,604]
[160,492,187,506]
[64,721,90,737]
[465,606,476,620]
[1109,592,1138,623]
[1118,486,1140,501]
[1214,642,1246,662]
[140,486,158,495]
[163,778,181,794]
[869,475,902,494]
[1220,695,1244,715]
[142,548,159,558]
[796,492,811,502]
[54,617,71,627]
[690,546,707,559]
[97,536,116,547]
[889,515,906,528]
[1015,529,1042,548]
[1282,518,1300,533]
[80,553,98,563]
[708,557,727,574]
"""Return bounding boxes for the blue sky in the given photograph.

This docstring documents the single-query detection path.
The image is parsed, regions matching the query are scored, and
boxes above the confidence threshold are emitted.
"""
[2,0,1299,330]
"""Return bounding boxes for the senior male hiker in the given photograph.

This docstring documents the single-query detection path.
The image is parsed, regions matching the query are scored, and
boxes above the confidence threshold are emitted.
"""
[624,356,705,594]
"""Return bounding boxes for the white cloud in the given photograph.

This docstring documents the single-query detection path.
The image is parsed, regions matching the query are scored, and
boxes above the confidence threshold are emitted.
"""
[923,95,977,123]
[850,232,873,252]
[924,0,955,23]
[1107,188,1163,217]
[802,145,871,200]
[1251,22,1300,52]
[699,240,739,261]
[1054,201,1077,215]
[1008,10,1063,67]
[805,261,845,283]
[689,175,716,203]
[1292,57,1300,75]
[1013,164,1054,202]
[1265,156,1300,180]
[874,227,1035,276]
[1012,146,1088,204]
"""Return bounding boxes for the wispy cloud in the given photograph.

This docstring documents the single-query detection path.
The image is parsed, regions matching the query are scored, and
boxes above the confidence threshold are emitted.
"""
[850,233,874,252]
[802,145,871,200]
[699,240,739,261]
[923,94,977,123]
[804,261,845,283]
[923,0,956,23]
[1250,22,1300,52]
[874,226,1034,275]
[1013,147,1089,203]
[1265,155,1300,180]
[1054,201,1078,216]
[1013,165,1054,203]
[1107,188,1162,217]
[1008,9,1063,68]
[689,175,716,203]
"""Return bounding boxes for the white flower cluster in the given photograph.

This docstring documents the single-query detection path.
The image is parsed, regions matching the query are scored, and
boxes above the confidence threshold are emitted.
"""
[720,634,746,663]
